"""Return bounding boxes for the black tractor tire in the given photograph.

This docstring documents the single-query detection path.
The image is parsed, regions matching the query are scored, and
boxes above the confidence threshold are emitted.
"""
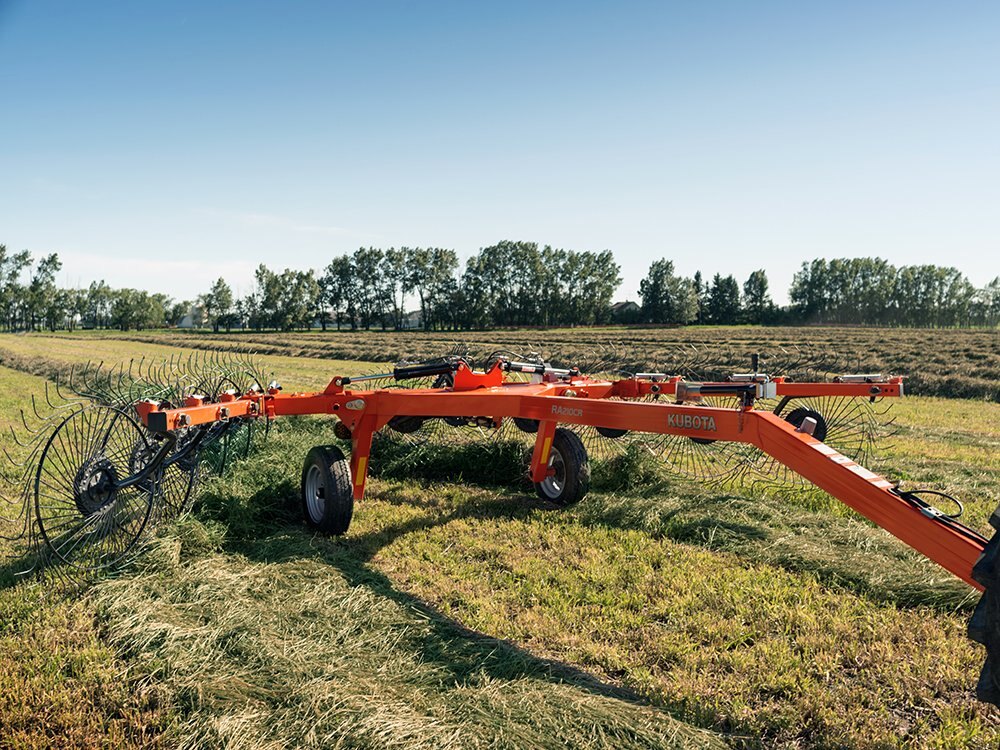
[301,445,354,536]
[533,428,590,506]
[970,505,1000,707]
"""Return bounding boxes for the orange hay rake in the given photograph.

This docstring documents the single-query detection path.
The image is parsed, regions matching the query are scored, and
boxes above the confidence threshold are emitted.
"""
[5,351,1000,706]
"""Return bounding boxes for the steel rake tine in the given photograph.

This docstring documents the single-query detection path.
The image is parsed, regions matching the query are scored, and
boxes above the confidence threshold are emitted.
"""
[78,360,105,401]
[145,359,161,390]
[101,363,121,404]
[148,357,165,386]
[3,444,40,469]
[43,380,78,412]
[2,446,20,467]
[57,366,76,400]
[160,358,180,392]
[17,407,49,437]
[188,352,201,383]
[68,361,88,397]
[9,424,37,449]
[45,379,59,409]
[168,354,184,379]
[30,393,51,423]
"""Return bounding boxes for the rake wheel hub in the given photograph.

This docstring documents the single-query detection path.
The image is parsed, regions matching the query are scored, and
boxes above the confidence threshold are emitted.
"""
[783,407,829,443]
[74,457,118,516]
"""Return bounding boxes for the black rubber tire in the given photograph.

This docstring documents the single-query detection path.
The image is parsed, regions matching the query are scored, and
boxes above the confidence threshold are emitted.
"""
[596,426,629,439]
[783,407,828,443]
[533,428,590,506]
[513,417,540,433]
[388,415,425,434]
[300,445,354,535]
[971,505,1000,707]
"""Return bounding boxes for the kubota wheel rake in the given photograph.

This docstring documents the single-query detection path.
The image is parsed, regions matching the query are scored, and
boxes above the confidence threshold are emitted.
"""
[2,350,999,707]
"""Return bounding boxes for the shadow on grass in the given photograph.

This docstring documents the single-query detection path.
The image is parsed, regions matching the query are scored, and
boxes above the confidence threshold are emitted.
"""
[191,478,737,748]
[368,437,975,612]
[0,552,39,591]
[396,436,974,611]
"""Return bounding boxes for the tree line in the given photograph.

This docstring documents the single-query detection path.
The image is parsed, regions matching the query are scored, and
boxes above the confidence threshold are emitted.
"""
[0,247,179,332]
[2,241,999,332]
[635,257,1000,327]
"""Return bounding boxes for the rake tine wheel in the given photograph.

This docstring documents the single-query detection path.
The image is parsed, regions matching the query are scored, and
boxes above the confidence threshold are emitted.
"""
[32,405,157,573]
[638,346,901,489]
[747,393,885,487]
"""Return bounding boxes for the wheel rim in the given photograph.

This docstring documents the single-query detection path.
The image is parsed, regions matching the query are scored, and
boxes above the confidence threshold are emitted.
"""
[539,446,566,500]
[304,464,326,521]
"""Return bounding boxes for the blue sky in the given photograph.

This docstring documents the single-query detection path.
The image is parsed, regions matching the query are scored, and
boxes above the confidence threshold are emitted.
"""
[1,1,998,304]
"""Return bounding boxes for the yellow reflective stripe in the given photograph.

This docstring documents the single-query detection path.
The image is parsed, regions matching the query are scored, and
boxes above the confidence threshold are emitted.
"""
[355,457,367,485]
[541,437,552,463]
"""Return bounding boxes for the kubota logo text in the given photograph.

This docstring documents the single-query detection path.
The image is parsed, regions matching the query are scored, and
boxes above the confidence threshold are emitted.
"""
[552,405,584,417]
[668,413,717,431]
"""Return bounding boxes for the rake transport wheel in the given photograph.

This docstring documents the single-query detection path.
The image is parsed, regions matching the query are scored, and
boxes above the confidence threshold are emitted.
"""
[301,445,354,535]
[534,428,590,506]
[34,405,156,571]
[970,507,1000,704]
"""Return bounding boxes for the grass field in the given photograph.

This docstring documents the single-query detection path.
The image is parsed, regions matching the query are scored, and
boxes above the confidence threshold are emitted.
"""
[29,324,1000,400]
[0,328,999,748]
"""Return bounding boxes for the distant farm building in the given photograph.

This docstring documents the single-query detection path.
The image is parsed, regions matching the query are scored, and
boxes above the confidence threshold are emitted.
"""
[610,300,641,324]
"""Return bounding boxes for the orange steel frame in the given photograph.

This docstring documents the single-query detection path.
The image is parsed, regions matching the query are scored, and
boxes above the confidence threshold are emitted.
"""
[136,365,985,589]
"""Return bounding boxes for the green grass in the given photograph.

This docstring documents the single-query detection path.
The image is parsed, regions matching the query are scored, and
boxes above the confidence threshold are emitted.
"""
[2,331,1000,748]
